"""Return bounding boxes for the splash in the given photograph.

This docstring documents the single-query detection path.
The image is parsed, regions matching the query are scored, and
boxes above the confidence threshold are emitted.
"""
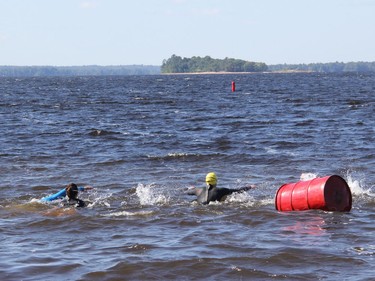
[300,172,318,181]
[85,189,112,208]
[102,210,155,217]
[265,146,277,155]
[136,183,169,206]
[258,198,275,206]
[167,152,189,157]
[226,192,257,207]
[345,173,374,197]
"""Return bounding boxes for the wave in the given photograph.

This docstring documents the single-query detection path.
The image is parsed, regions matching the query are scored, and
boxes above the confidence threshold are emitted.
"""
[146,152,223,161]
[88,129,122,137]
[101,210,155,217]
[135,183,170,206]
[345,173,375,198]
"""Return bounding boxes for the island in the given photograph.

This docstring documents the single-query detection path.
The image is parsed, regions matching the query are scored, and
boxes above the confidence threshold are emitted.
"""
[161,55,267,74]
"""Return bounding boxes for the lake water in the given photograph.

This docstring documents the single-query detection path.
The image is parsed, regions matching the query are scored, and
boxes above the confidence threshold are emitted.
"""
[0,73,374,280]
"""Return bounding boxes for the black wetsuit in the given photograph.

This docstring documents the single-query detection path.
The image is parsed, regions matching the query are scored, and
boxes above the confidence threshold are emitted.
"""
[64,198,86,208]
[188,185,252,205]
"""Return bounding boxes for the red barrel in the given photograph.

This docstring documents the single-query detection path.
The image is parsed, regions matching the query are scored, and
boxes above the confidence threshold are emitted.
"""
[275,175,352,212]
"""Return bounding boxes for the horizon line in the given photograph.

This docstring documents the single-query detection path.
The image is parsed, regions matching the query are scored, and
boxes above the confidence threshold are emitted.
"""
[1,60,375,68]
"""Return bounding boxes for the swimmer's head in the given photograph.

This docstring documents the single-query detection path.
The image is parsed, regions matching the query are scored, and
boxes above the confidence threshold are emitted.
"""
[206,172,217,186]
[66,183,79,200]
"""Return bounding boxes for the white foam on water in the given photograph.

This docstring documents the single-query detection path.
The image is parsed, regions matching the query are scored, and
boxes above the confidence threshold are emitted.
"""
[258,197,275,206]
[345,172,374,197]
[226,192,257,207]
[300,172,318,181]
[83,189,113,208]
[136,183,169,206]
[102,210,155,217]
[265,146,277,155]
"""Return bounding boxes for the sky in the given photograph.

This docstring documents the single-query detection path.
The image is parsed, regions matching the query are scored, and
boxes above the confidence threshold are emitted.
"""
[0,0,374,66]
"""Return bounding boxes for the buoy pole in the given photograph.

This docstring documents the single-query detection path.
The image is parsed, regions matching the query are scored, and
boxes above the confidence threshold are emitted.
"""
[231,81,236,92]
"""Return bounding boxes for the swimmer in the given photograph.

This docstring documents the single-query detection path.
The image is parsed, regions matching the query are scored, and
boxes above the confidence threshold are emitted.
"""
[41,184,93,202]
[187,172,254,205]
[42,183,92,216]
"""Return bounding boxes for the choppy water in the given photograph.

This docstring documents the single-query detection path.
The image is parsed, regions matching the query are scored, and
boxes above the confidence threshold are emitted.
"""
[0,73,374,281]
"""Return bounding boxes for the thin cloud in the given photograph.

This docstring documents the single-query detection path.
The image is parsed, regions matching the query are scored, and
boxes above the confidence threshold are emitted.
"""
[170,0,187,4]
[194,8,220,16]
[0,33,7,43]
[80,1,98,9]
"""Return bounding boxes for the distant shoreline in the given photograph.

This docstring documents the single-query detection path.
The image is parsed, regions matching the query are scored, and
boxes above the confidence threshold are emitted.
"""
[1,62,374,77]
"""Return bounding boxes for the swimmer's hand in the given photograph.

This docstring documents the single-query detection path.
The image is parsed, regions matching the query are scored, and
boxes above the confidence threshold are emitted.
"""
[186,186,197,195]
[83,186,94,191]
[242,185,256,191]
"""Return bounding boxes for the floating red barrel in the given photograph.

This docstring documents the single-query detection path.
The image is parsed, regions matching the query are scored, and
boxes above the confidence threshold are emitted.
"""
[275,175,352,212]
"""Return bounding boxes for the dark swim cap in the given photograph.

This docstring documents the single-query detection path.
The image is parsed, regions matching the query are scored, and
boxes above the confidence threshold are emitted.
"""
[66,183,79,199]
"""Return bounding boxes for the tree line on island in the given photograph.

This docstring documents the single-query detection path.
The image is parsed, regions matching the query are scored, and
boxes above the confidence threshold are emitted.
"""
[162,55,375,73]
[268,61,375,73]
[161,55,268,73]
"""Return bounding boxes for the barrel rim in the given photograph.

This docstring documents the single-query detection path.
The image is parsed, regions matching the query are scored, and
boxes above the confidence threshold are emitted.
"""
[324,175,352,212]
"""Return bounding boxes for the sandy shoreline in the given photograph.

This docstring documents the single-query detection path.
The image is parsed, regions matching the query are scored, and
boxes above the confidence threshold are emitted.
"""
[162,70,313,75]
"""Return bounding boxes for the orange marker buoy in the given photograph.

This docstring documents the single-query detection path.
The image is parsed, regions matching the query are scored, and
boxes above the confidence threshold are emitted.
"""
[231,81,236,92]
[275,175,352,212]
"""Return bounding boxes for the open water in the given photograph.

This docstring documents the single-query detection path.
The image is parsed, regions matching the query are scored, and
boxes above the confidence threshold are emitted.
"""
[0,73,374,281]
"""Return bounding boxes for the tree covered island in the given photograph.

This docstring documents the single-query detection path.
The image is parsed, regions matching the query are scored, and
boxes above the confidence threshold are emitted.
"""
[161,55,268,73]
[161,55,375,74]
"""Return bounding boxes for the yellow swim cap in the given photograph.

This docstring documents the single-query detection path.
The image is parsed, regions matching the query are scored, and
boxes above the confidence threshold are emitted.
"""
[206,172,217,186]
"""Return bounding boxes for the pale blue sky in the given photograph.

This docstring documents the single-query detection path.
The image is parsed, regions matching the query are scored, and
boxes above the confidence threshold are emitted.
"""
[1,0,374,66]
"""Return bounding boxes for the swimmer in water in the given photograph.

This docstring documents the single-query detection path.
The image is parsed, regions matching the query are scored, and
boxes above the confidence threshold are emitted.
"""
[41,184,93,203]
[187,172,254,205]
[42,183,92,216]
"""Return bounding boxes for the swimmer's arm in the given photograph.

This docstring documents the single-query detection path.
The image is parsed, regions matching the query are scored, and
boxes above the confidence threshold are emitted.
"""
[41,185,93,202]
[41,188,66,201]
[236,185,255,192]
[186,186,203,196]
[224,185,255,195]
[79,185,94,191]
